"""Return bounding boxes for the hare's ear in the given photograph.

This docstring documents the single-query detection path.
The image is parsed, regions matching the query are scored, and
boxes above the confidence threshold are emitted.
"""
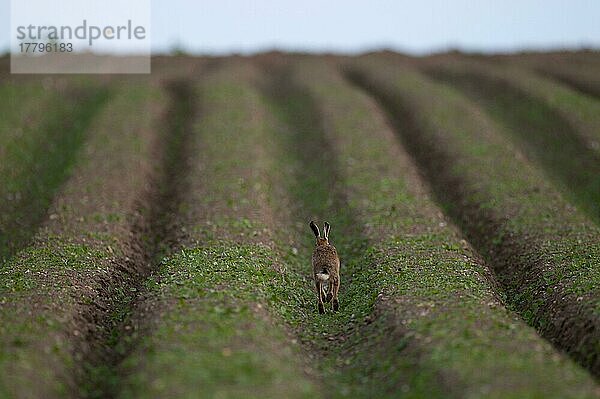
[323,222,330,239]
[309,221,320,238]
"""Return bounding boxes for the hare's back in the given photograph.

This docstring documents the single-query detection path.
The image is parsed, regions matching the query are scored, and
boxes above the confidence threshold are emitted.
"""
[312,245,339,268]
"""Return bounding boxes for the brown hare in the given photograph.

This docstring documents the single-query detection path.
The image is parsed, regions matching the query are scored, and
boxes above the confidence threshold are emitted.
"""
[310,221,340,314]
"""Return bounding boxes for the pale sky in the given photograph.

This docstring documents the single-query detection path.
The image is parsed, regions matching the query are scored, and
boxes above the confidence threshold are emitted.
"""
[1,0,599,55]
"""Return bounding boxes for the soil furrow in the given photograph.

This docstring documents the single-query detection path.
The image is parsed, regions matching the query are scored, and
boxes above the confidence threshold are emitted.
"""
[422,59,600,223]
[78,79,195,398]
[346,57,600,377]
[0,82,167,398]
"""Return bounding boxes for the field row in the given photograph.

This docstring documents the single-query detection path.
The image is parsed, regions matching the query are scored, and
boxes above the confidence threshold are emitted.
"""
[0,53,599,398]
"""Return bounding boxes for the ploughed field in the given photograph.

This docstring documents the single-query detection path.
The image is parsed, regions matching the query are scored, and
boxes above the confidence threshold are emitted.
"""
[1,51,600,398]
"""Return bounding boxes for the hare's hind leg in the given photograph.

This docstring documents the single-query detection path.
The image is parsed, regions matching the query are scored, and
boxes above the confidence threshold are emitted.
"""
[316,280,325,314]
[331,277,340,311]
[325,280,333,303]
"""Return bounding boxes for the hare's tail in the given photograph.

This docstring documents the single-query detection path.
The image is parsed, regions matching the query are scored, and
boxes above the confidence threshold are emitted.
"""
[316,271,330,281]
